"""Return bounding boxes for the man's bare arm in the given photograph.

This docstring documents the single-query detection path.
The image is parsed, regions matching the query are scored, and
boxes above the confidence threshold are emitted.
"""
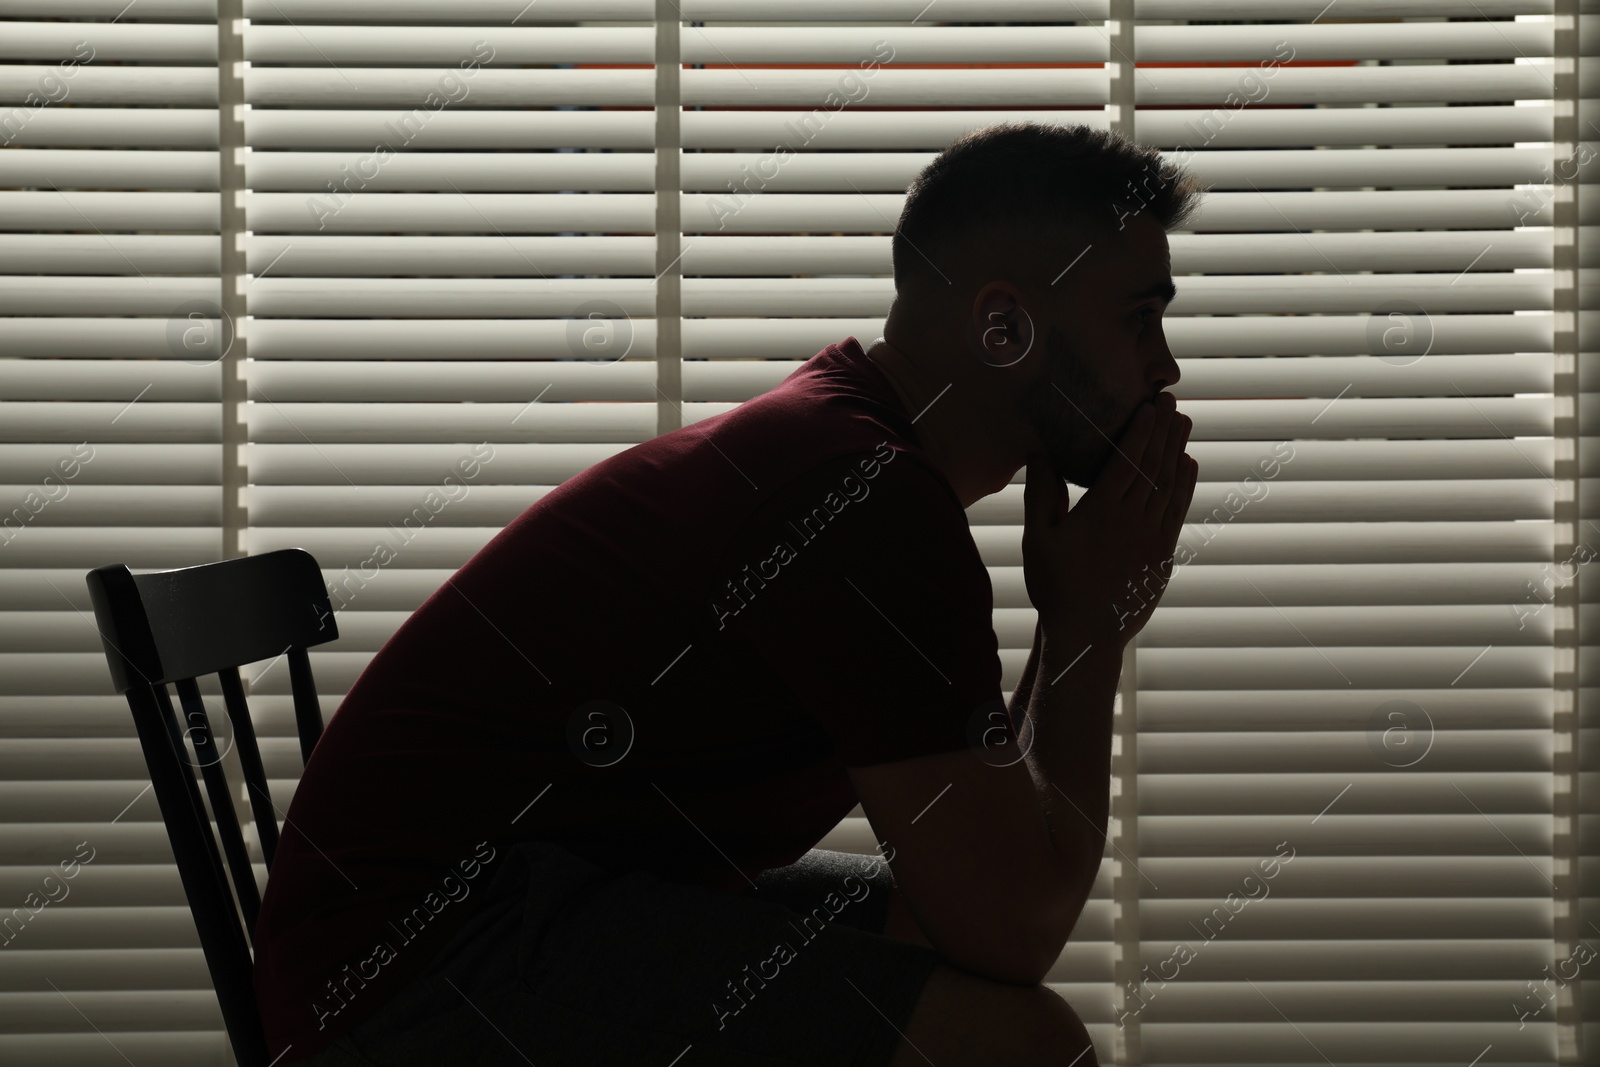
[1013,394,1196,961]
[1007,616,1043,729]
[1016,628,1124,925]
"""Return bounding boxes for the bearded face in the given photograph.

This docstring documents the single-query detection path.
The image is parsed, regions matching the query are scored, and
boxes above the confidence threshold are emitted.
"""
[1015,323,1138,489]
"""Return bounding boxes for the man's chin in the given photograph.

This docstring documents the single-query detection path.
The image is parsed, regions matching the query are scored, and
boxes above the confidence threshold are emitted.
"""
[1048,454,1094,491]
[1066,444,1119,489]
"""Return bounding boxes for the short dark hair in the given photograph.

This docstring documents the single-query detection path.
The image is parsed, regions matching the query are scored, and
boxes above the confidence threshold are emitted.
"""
[890,122,1203,295]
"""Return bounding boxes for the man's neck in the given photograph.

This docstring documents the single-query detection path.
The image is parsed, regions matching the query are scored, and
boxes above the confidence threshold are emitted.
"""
[861,335,1023,509]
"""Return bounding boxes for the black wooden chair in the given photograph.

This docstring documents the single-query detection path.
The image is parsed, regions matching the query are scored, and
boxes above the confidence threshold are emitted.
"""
[85,548,339,1067]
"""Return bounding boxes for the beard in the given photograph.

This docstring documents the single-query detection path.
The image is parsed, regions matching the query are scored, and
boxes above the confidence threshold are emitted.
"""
[1015,324,1132,489]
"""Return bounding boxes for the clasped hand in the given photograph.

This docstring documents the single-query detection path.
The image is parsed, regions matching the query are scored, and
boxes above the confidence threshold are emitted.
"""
[1022,391,1199,647]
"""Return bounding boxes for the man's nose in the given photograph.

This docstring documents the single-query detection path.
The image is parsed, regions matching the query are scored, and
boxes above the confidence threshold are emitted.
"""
[1151,340,1180,393]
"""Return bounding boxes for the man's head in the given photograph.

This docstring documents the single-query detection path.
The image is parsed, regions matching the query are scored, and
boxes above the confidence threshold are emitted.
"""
[882,122,1203,490]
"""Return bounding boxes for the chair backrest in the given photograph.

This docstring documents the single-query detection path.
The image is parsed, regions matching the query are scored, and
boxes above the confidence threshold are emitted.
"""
[84,547,339,1067]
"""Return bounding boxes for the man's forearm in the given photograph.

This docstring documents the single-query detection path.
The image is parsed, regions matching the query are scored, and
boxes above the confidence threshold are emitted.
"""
[1007,617,1044,730]
[1014,626,1125,919]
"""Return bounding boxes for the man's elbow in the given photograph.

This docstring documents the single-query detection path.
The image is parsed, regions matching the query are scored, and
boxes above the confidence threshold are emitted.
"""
[1035,851,1101,983]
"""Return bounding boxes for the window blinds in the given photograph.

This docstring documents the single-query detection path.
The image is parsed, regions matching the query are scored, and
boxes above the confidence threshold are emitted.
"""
[1105,3,1589,1065]
[0,0,235,1064]
[0,1,1591,1064]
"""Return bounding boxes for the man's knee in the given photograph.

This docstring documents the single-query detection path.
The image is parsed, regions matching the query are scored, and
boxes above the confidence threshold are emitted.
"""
[1030,985,1098,1065]
[892,963,1100,1066]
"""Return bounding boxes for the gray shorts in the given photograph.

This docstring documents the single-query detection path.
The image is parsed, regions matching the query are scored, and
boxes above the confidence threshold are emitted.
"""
[290,841,940,1067]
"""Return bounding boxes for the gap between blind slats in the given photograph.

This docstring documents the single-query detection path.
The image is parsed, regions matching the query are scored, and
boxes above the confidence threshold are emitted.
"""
[0,146,1556,192]
[0,105,1565,149]
[1,231,1556,278]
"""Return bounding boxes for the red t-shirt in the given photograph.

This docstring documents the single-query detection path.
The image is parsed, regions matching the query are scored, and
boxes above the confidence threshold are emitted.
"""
[252,335,1007,1063]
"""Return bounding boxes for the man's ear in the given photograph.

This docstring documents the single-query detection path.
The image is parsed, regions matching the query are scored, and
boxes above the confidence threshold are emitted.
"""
[968,282,1035,368]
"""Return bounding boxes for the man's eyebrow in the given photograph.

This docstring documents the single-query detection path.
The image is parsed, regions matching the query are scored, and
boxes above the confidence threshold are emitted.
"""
[1130,278,1178,305]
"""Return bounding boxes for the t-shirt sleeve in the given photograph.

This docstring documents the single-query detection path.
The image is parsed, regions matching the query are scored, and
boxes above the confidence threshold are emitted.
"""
[710,446,1008,768]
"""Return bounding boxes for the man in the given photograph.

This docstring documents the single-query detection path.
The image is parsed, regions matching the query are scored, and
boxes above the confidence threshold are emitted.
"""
[257,120,1200,1067]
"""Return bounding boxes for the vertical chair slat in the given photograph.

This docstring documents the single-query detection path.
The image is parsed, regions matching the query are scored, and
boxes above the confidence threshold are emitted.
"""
[287,646,325,766]
[221,665,282,871]
[151,682,234,919]
[175,676,263,940]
